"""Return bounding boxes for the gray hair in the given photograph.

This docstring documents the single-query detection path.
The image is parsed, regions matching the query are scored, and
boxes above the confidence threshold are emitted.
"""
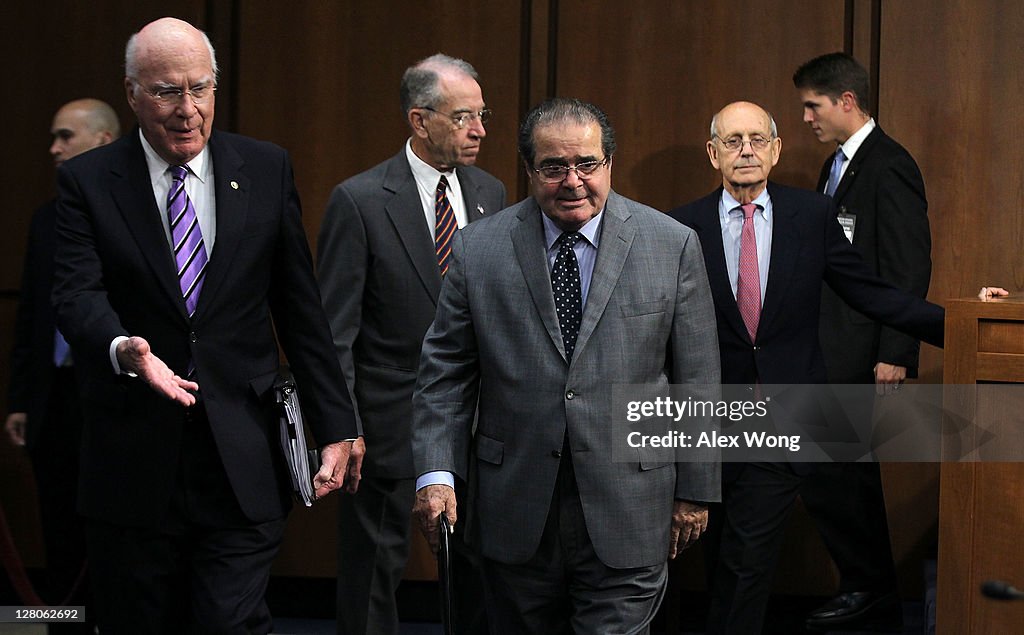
[400,53,478,114]
[709,109,778,139]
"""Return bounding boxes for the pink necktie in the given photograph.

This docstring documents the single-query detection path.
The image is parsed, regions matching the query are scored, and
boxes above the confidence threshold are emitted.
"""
[736,203,761,341]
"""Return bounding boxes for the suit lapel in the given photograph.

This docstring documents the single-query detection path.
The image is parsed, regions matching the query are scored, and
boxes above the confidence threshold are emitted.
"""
[510,201,564,358]
[382,153,443,302]
[572,192,634,363]
[691,192,750,342]
[759,183,800,338]
[110,135,188,320]
[458,168,491,224]
[196,133,249,318]
[831,127,881,203]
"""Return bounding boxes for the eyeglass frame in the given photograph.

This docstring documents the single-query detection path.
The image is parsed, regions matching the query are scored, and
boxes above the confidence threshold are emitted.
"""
[530,156,610,184]
[418,106,492,129]
[713,134,775,152]
[135,80,217,108]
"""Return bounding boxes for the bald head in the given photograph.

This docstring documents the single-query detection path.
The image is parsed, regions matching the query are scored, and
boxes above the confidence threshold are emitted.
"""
[125,17,218,81]
[124,17,218,165]
[706,101,782,203]
[50,98,120,166]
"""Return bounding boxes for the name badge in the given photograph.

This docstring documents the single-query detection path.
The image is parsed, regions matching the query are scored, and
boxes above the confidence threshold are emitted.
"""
[837,207,856,243]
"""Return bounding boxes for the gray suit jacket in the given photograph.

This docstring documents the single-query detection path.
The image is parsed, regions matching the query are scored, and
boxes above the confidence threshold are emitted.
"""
[317,149,506,478]
[412,191,721,568]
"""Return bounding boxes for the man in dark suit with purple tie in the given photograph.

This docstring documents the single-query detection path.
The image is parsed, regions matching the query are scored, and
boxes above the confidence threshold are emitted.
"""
[52,18,360,633]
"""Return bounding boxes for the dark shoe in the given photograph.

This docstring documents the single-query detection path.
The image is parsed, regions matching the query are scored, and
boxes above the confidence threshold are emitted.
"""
[805,591,903,632]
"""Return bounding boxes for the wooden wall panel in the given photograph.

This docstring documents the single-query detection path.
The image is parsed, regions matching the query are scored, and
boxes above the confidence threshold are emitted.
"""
[234,2,525,258]
[550,0,846,213]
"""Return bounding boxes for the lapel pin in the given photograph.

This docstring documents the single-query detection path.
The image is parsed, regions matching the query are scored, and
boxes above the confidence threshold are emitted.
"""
[477,204,485,215]
[230,181,239,190]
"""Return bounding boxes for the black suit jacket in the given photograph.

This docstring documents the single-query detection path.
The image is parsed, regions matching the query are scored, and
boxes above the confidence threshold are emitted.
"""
[53,130,356,527]
[817,126,931,382]
[8,200,73,451]
[669,182,943,387]
[317,149,506,478]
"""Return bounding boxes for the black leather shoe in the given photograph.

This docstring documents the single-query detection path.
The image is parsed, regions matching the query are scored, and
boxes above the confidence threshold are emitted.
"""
[805,591,903,632]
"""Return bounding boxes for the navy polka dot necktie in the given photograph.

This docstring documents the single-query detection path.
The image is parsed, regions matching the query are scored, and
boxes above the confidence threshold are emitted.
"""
[552,231,583,361]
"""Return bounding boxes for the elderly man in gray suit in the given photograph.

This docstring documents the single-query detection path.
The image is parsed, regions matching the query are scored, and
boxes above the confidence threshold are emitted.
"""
[411,98,721,634]
[317,54,506,635]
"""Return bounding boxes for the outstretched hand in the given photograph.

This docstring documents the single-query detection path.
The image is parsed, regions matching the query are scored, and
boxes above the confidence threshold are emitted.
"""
[116,336,198,406]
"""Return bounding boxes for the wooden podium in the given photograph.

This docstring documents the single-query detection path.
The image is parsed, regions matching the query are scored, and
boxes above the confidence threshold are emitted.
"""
[937,296,1024,632]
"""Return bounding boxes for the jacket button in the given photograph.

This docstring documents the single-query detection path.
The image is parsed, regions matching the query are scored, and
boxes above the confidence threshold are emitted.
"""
[190,331,198,343]
[551,449,562,458]
[566,390,575,400]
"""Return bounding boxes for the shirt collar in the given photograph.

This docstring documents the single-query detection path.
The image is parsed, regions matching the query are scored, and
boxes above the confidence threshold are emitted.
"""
[541,208,604,251]
[138,128,211,183]
[720,187,771,223]
[839,118,876,162]
[405,138,456,184]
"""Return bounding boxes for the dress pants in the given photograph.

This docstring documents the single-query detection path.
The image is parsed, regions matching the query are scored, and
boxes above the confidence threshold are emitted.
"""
[29,367,92,633]
[706,462,804,635]
[86,403,286,634]
[481,449,666,635]
[336,474,415,635]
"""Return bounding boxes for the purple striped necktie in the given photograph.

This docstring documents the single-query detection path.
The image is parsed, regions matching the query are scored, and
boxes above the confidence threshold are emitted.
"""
[435,175,457,276]
[167,165,208,317]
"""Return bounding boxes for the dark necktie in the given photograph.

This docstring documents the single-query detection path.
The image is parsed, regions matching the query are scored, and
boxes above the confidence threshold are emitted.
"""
[435,175,457,276]
[167,165,208,317]
[552,231,583,361]
[825,147,847,197]
[736,203,761,342]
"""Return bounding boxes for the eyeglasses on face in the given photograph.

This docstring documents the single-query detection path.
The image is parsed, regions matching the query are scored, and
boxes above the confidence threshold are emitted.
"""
[532,157,609,184]
[142,82,217,107]
[420,106,492,129]
[714,135,772,152]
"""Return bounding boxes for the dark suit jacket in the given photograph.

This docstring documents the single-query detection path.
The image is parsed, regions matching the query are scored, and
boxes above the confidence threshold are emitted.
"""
[669,182,943,387]
[817,126,931,382]
[8,200,75,451]
[317,149,506,478]
[53,130,356,527]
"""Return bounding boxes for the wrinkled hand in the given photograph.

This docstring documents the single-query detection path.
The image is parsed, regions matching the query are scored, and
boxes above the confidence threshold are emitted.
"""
[342,437,366,494]
[669,500,708,559]
[412,484,457,554]
[4,412,27,447]
[314,440,355,499]
[874,362,907,396]
[116,336,198,406]
[978,287,1010,300]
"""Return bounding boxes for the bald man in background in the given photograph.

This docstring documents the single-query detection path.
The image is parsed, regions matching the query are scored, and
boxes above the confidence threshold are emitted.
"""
[5,98,120,632]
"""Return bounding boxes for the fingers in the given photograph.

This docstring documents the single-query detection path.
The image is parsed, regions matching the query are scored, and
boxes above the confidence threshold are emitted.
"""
[978,287,1010,300]
[344,438,366,494]
[412,485,456,554]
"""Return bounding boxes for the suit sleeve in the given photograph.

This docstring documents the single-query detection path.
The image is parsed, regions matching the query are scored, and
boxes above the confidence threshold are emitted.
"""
[670,229,722,503]
[268,152,358,444]
[316,183,366,434]
[411,229,479,483]
[52,165,129,365]
[872,153,931,376]
[822,198,943,348]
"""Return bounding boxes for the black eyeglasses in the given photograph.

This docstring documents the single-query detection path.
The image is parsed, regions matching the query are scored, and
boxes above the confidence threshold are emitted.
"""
[532,157,609,184]
[419,106,492,129]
